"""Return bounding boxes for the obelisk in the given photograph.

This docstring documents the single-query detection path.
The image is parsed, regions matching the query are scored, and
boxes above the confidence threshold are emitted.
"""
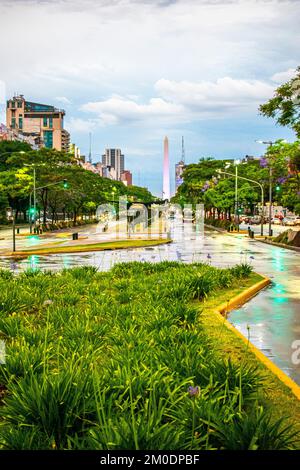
[163,136,170,200]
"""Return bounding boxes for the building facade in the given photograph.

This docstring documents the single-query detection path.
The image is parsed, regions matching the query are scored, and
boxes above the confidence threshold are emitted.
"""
[121,170,132,186]
[6,95,70,152]
[0,123,39,149]
[102,148,124,180]
[69,143,81,160]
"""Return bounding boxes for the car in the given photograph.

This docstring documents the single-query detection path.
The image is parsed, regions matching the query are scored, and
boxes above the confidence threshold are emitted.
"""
[248,216,262,225]
[35,217,53,223]
[239,215,251,223]
[283,217,298,226]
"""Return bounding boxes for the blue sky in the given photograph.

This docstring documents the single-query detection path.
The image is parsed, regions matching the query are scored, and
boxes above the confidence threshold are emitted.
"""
[0,0,299,196]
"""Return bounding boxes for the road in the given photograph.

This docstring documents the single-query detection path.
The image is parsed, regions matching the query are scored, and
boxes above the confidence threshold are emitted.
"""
[239,222,300,236]
[0,220,299,384]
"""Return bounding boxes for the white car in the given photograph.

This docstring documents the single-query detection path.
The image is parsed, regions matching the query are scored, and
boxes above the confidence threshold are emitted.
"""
[283,217,298,226]
[35,217,53,223]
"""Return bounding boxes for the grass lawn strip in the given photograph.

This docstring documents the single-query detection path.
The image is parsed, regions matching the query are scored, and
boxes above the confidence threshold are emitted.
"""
[4,238,171,257]
[0,262,299,450]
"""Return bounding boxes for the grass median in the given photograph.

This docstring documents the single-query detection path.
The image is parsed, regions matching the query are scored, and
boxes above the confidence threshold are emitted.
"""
[0,262,299,450]
[5,238,172,258]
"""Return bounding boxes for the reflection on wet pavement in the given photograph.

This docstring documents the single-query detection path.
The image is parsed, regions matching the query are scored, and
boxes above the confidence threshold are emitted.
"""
[0,222,299,383]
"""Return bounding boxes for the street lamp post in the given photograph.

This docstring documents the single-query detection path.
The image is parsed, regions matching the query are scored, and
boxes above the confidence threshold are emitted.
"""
[233,160,241,226]
[6,208,16,252]
[255,140,281,237]
[216,169,265,236]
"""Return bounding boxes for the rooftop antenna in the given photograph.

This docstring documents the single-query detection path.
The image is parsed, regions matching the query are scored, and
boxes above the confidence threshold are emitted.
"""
[181,136,185,163]
[88,132,92,164]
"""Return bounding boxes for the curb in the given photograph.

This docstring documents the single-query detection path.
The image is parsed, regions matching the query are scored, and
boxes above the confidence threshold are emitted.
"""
[256,239,300,253]
[215,275,300,401]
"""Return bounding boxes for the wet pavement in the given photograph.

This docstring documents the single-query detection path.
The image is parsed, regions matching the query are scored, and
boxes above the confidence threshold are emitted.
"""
[0,220,299,384]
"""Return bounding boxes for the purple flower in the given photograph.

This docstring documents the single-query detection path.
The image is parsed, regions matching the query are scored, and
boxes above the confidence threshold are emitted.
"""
[277,177,287,184]
[260,157,268,168]
[188,386,200,397]
[207,253,212,259]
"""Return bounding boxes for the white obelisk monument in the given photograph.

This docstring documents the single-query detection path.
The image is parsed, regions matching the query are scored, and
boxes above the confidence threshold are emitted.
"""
[163,136,170,200]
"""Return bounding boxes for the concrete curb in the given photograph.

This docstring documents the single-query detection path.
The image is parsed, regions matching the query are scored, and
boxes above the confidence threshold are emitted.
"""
[215,275,300,401]
[256,239,300,253]
[205,223,300,252]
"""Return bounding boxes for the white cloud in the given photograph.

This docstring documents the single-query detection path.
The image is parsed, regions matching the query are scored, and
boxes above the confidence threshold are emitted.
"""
[66,117,97,133]
[55,96,72,105]
[0,80,5,104]
[80,76,276,126]
[155,77,274,111]
[271,68,297,83]
[81,96,186,125]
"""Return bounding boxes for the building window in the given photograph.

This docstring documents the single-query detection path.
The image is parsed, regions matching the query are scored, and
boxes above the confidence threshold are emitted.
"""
[11,118,16,129]
[43,130,53,149]
[17,101,22,108]
[18,117,23,129]
[49,117,53,128]
[11,101,15,108]
[43,117,48,127]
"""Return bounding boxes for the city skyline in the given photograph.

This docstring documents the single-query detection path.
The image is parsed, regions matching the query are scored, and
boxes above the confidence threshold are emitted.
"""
[0,0,299,195]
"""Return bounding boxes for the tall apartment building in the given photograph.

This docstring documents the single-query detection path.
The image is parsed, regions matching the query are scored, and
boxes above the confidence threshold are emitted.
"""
[102,148,124,180]
[6,95,70,152]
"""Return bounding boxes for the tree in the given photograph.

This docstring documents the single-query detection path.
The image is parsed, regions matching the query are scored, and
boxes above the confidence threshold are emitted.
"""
[260,67,300,137]
[0,144,156,223]
[0,140,32,171]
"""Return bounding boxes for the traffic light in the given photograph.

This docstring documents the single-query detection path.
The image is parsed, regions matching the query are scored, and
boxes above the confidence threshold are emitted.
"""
[29,207,36,215]
[238,207,243,213]
[276,184,280,191]
[63,179,68,189]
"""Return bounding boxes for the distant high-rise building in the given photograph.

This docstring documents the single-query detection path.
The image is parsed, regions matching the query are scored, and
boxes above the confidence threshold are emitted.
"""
[121,170,132,186]
[163,136,170,200]
[69,143,81,159]
[102,148,124,180]
[175,160,185,191]
[6,95,70,152]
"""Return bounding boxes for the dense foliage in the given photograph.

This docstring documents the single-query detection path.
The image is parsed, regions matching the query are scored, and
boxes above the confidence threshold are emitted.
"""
[0,263,298,450]
[0,142,155,223]
[260,67,300,138]
[172,144,300,216]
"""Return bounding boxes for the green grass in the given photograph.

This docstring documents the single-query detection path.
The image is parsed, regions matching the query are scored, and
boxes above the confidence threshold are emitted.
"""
[6,238,171,257]
[0,262,299,450]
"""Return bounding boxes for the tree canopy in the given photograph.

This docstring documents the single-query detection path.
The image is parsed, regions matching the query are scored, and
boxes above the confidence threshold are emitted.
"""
[0,142,155,223]
[260,67,300,138]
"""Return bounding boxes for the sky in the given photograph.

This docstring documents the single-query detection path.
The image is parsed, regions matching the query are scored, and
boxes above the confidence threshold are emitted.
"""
[0,0,299,196]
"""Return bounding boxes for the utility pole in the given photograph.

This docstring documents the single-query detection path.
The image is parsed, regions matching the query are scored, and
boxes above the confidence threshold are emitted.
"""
[33,166,36,227]
[181,136,185,163]
[255,140,281,236]
[235,164,238,225]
